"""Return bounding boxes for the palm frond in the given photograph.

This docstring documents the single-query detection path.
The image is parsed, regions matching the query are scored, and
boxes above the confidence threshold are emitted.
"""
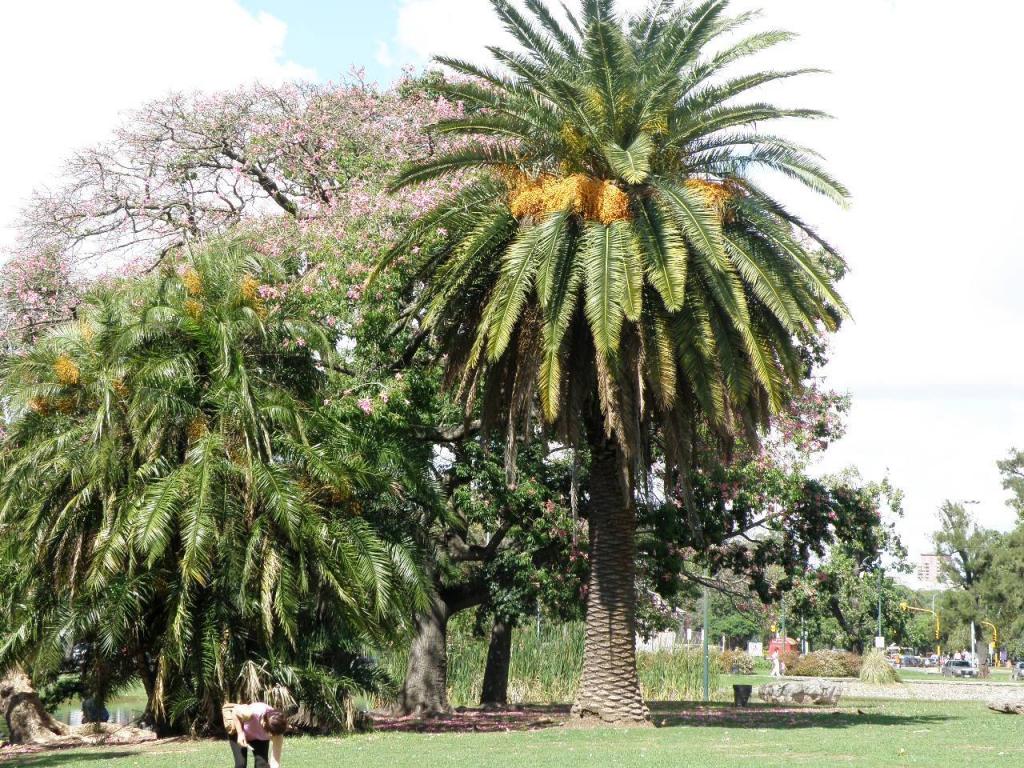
[602,133,653,184]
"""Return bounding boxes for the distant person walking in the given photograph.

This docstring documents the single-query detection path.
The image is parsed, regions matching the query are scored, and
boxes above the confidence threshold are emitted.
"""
[225,702,288,768]
[770,650,782,677]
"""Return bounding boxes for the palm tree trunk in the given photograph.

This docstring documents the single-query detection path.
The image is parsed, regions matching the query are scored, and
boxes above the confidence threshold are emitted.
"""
[480,617,512,707]
[571,431,648,724]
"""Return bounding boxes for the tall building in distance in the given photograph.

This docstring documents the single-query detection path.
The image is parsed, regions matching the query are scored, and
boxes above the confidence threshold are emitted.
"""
[915,554,948,589]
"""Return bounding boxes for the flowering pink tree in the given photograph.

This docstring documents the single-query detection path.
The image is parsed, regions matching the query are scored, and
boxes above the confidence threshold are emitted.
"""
[1,70,461,348]
[0,247,78,349]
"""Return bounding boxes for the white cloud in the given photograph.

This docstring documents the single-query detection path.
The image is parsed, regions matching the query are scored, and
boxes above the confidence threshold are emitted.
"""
[394,0,508,63]
[389,0,1024,554]
[376,41,396,68]
[0,0,314,245]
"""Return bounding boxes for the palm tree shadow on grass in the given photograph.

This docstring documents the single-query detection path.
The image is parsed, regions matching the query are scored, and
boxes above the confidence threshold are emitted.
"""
[647,701,955,730]
[0,752,139,767]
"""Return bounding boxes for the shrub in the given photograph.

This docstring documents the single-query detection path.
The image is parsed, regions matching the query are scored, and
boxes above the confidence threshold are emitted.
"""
[716,649,756,675]
[788,650,862,678]
[779,650,800,674]
[860,650,900,685]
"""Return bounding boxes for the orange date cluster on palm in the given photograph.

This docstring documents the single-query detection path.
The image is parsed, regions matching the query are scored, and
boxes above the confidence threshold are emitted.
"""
[504,171,736,226]
[53,354,81,386]
[685,178,737,223]
[504,170,632,224]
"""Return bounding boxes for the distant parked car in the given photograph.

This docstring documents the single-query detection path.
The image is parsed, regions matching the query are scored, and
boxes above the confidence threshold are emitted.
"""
[1012,662,1024,681]
[901,655,923,668]
[942,659,979,678]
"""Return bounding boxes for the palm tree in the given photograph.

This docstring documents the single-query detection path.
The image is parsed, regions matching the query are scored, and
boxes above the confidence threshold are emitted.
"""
[380,0,848,722]
[0,241,420,732]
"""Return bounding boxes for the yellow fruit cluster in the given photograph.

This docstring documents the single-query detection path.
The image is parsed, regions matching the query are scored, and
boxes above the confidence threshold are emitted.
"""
[684,179,735,223]
[28,396,74,415]
[54,354,81,386]
[186,417,208,442]
[239,275,268,317]
[240,275,260,303]
[182,267,204,297]
[183,299,204,320]
[506,171,632,224]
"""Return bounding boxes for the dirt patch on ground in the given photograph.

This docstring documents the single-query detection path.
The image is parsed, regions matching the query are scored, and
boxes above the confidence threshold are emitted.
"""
[366,703,870,734]
[369,705,569,733]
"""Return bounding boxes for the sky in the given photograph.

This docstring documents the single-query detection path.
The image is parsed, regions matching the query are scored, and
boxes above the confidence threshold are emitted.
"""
[2,0,1023,558]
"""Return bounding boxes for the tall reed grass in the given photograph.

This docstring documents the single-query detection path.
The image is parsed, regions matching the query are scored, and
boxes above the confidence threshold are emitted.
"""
[383,616,720,707]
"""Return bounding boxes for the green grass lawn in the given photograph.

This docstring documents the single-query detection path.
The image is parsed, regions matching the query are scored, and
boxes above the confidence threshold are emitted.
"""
[8,699,1022,768]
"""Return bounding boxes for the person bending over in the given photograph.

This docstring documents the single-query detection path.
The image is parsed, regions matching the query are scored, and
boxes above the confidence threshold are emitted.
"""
[227,702,288,768]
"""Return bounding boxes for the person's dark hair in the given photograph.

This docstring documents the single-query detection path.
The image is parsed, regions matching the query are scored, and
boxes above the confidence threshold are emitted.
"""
[263,709,289,736]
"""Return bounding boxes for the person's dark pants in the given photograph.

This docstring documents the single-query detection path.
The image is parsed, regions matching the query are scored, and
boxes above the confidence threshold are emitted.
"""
[229,738,270,768]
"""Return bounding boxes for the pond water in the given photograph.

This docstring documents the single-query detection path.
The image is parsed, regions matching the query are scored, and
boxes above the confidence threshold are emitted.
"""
[0,703,141,740]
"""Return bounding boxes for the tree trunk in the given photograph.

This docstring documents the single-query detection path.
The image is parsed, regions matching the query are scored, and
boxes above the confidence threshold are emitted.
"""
[0,670,70,744]
[571,432,648,724]
[480,618,512,707]
[975,622,990,673]
[826,597,863,654]
[394,592,451,716]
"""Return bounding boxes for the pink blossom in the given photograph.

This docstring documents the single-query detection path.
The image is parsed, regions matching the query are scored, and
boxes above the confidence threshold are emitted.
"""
[357,398,373,415]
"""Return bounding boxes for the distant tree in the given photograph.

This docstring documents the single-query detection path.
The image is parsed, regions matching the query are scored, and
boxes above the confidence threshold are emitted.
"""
[708,589,765,647]
[934,502,1001,667]
[998,448,1024,523]
[976,525,1024,657]
[760,472,907,653]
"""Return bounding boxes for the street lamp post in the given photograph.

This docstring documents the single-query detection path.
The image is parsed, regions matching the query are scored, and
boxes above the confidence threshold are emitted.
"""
[702,573,710,703]
[876,566,884,640]
[860,557,884,647]
[781,600,786,650]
